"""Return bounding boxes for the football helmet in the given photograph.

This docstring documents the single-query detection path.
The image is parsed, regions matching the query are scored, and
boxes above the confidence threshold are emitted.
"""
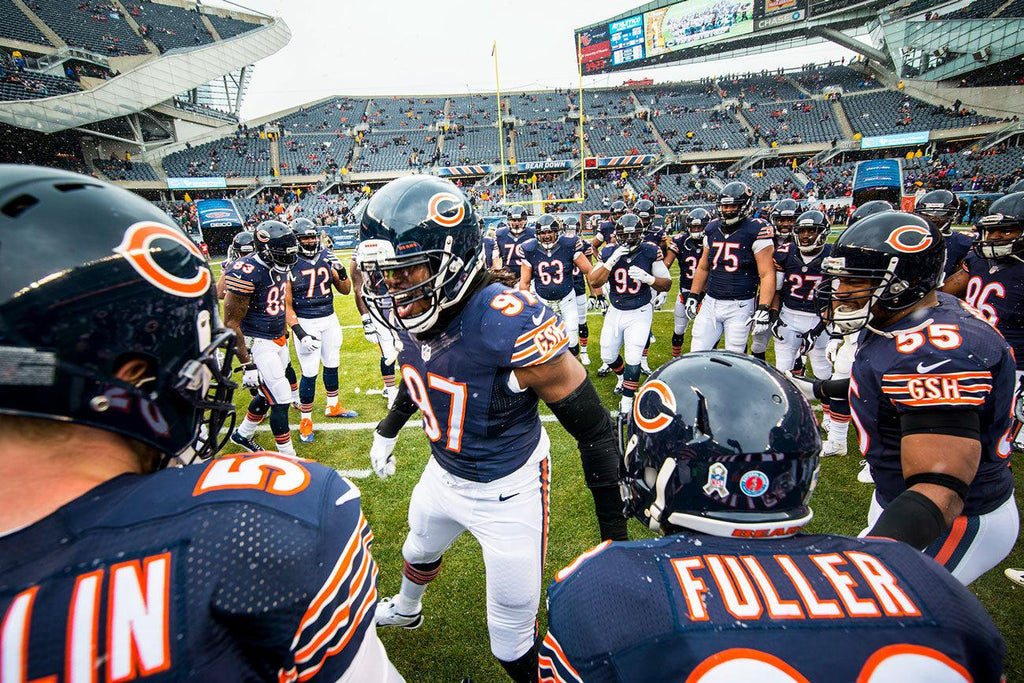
[772,198,800,244]
[816,212,945,335]
[685,207,712,240]
[358,176,482,334]
[633,199,655,229]
[254,220,299,271]
[623,352,821,537]
[914,189,959,235]
[973,191,1024,261]
[562,214,580,238]
[847,200,894,228]
[609,199,628,221]
[228,230,255,261]
[291,216,320,258]
[718,181,753,229]
[0,166,237,467]
[507,205,528,236]
[535,213,561,251]
[615,213,644,250]
[793,210,830,255]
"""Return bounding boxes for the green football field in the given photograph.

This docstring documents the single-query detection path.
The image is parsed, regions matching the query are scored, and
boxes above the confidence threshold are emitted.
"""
[214,255,1024,682]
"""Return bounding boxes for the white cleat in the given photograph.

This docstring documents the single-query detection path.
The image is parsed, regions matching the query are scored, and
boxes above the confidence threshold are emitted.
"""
[580,353,590,366]
[383,386,398,410]
[1005,568,1024,587]
[856,460,874,484]
[597,363,611,377]
[640,360,653,375]
[613,376,624,395]
[820,414,831,433]
[821,439,847,457]
[619,396,634,416]
[375,596,423,629]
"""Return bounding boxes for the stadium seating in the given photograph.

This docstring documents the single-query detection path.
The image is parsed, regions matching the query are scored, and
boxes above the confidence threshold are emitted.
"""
[718,73,805,104]
[0,0,51,45]
[94,158,160,181]
[841,91,998,135]
[584,117,660,156]
[941,0,1004,18]
[206,13,260,39]
[632,172,719,205]
[514,121,579,163]
[804,159,857,198]
[793,65,877,93]
[743,100,842,144]
[574,90,636,117]
[0,60,81,101]
[367,97,444,131]
[29,0,150,55]
[129,2,215,52]
[279,134,354,174]
[275,98,366,132]
[510,91,570,121]
[447,95,497,127]
[162,134,272,178]
[999,0,1024,16]
[441,126,504,166]
[635,84,721,112]
[353,131,438,171]
[728,167,802,201]
[653,110,750,151]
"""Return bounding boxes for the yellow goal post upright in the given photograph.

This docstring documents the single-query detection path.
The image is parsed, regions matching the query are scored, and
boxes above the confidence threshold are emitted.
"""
[491,37,587,211]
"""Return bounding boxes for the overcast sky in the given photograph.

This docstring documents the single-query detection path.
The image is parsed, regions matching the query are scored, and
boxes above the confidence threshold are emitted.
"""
[209,0,863,121]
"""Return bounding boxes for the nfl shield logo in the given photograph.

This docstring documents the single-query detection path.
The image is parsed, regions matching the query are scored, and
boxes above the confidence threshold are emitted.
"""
[420,343,431,362]
[703,462,729,499]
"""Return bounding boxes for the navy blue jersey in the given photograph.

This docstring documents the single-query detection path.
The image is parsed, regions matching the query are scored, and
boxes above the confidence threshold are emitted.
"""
[520,235,585,301]
[643,224,666,249]
[774,243,830,314]
[396,283,568,482]
[495,226,536,269]
[850,293,1016,515]
[540,532,1004,683]
[572,241,593,296]
[667,234,702,292]
[599,243,660,311]
[483,235,496,269]
[704,217,774,300]
[963,253,1024,370]
[596,220,616,245]
[290,248,341,319]
[0,455,379,682]
[944,230,975,278]
[224,255,289,339]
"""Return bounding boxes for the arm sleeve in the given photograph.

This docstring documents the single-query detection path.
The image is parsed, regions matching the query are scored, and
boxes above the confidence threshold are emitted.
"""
[376,381,417,438]
[652,260,671,279]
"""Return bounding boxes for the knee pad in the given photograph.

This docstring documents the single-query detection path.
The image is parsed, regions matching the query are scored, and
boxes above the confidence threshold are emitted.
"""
[380,358,394,378]
[246,394,270,416]
[269,403,290,437]
[322,366,339,392]
[401,532,446,566]
[578,322,589,339]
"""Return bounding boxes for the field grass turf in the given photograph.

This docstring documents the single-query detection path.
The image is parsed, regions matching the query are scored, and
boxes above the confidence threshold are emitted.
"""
[214,254,1024,682]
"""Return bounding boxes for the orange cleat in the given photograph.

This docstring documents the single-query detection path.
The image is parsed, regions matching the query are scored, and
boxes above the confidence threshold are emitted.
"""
[324,405,359,418]
[299,418,314,443]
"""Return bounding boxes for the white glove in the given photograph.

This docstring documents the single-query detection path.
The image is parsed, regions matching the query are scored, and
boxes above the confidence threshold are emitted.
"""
[361,313,379,344]
[748,305,772,338]
[832,338,856,378]
[241,363,260,388]
[785,372,818,402]
[652,291,668,309]
[298,333,321,354]
[370,431,397,479]
[628,265,656,285]
[605,245,631,268]
[684,293,702,319]
[825,337,843,364]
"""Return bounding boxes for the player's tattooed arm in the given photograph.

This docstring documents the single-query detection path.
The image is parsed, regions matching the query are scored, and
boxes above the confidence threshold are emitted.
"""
[215,270,229,300]
[514,350,588,404]
[222,291,253,365]
[331,262,351,295]
[573,251,593,276]
[285,280,299,329]
[519,262,532,291]
[941,268,968,298]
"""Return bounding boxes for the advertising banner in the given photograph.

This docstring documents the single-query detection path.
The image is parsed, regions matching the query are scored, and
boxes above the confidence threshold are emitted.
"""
[195,199,243,230]
[860,130,930,149]
[167,177,227,190]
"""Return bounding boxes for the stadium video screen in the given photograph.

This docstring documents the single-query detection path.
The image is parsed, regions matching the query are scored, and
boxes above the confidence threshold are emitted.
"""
[577,25,611,74]
[644,0,755,56]
[610,15,645,66]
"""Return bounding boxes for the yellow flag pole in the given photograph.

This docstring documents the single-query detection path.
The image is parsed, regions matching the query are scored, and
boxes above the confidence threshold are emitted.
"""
[577,33,586,204]
[493,40,508,206]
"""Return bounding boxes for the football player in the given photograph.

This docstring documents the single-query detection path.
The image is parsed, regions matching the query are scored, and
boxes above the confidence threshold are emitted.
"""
[686,182,777,354]
[0,167,401,682]
[563,214,594,365]
[539,352,1005,682]
[588,200,626,316]
[663,207,708,358]
[217,229,255,299]
[483,221,499,270]
[589,214,672,414]
[224,220,300,455]
[943,191,1024,452]
[518,214,592,357]
[772,198,800,246]
[808,211,1018,585]
[494,205,535,277]
[288,217,355,444]
[771,210,846,456]
[636,198,665,372]
[351,244,400,409]
[915,189,972,280]
[355,177,627,683]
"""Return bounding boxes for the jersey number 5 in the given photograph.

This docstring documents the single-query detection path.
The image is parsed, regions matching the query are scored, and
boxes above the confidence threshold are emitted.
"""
[402,365,468,452]
[895,324,962,354]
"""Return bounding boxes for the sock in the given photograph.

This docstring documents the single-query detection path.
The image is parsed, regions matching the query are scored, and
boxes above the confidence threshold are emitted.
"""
[671,332,685,358]
[642,338,650,359]
[579,323,589,351]
[323,366,340,409]
[269,404,293,454]
[237,395,269,437]
[610,355,625,375]
[398,558,442,612]
[380,358,395,387]
[499,645,539,683]
[299,375,317,420]
[590,485,628,541]
[827,399,851,444]
[792,356,805,376]
[752,350,767,361]
[569,344,579,356]
[622,363,641,398]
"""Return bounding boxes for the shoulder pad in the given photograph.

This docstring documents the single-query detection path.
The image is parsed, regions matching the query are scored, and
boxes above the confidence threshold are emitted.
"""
[479,286,569,368]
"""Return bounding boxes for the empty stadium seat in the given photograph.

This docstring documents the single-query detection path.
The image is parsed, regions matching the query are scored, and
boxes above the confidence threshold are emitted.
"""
[30,0,149,55]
